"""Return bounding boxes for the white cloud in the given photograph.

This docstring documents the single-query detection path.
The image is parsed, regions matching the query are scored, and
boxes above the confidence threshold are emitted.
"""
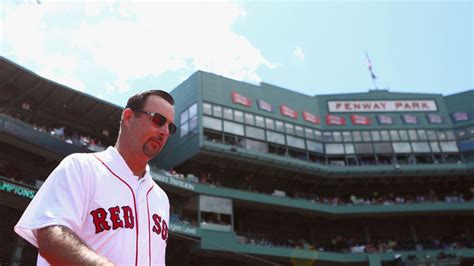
[293,46,305,61]
[1,1,276,93]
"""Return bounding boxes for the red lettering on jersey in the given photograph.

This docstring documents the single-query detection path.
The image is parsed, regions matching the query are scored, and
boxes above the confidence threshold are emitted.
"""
[152,214,162,235]
[90,208,111,233]
[122,206,135,229]
[108,206,124,230]
[152,213,168,241]
[161,220,168,241]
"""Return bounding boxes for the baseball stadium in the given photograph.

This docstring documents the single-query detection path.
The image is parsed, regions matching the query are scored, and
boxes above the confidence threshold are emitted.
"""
[1,56,473,266]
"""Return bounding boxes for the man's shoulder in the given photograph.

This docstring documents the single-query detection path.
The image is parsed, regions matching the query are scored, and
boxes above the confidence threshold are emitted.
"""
[60,151,103,169]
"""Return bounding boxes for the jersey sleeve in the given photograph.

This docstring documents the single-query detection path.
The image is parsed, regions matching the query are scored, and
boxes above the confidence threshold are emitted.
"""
[14,154,90,248]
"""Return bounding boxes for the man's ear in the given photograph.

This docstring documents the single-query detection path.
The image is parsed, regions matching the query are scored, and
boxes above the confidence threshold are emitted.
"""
[121,108,134,126]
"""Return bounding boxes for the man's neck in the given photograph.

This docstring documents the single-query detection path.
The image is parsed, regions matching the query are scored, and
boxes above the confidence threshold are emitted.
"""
[115,145,147,178]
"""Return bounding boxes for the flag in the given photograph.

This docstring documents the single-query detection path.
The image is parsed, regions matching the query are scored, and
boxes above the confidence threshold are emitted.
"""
[377,114,393,125]
[280,104,298,119]
[303,111,321,124]
[351,115,371,125]
[427,114,443,124]
[231,92,252,107]
[257,99,273,112]
[402,114,418,124]
[326,115,346,125]
[365,51,377,80]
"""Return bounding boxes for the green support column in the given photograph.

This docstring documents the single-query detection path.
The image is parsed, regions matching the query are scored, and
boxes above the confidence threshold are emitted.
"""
[368,254,381,266]
[364,226,371,244]
[410,225,418,243]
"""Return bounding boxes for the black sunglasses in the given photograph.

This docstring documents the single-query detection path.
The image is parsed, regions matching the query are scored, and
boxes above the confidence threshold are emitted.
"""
[130,109,177,135]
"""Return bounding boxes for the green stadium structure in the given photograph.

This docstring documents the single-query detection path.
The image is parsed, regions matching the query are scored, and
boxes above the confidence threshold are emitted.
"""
[0,56,473,266]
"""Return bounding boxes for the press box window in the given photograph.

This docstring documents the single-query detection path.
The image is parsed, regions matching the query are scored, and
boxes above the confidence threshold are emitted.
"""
[223,121,244,136]
[390,130,399,141]
[213,106,222,118]
[344,143,355,154]
[380,130,390,141]
[437,130,447,141]
[446,130,455,140]
[399,130,409,141]
[411,142,431,153]
[245,126,265,141]
[180,103,198,138]
[285,123,295,135]
[307,140,324,153]
[203,103,212,115]
[354,143,374,154]
[245,113,255,125]
[314,130,323,142]
[417,129,427,140]
[265,118,275,130]
[203,116,222,131]
[408,130,418,141]
[323,132,333,142]
[342,131,352,142]
[361,131,371,142]
[371,131,381,142]
[439,141,459,152]
[427,130,437,140]
[352,131,362,142]
[430,141,441,152]
[267,131,286,145]
[295,125,304,137]
[392,142,412,153]
[374,143,393,154]
[255,115,265,127]
[286,135,305,149]
[305,128,314,139]
[223,108,233,120]
[333,132,342,142]
[275,120,284,132]
[325,143,344,155]
[234,110,244,123]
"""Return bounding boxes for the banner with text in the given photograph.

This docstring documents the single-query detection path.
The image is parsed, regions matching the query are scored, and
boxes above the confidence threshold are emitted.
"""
[351,115,371,125]
[326,115,346,125]
[231,92,252,107]
[328,100,437,112]
[302,111,321,124]
[280,105,298,119]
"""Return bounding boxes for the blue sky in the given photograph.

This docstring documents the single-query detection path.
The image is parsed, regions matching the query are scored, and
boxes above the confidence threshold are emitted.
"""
[1,1,472,107]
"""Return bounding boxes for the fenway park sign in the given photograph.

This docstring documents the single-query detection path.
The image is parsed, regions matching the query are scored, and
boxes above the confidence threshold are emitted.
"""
[328,100,437,112]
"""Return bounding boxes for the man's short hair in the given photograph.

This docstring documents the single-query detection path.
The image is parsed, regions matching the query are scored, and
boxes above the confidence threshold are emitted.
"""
[125,90,174,111]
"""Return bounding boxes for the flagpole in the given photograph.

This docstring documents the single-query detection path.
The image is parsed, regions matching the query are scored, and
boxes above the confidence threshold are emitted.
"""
[365,51,378,90]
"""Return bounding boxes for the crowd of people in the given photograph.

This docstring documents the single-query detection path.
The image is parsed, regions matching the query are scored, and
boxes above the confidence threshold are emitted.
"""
[164,170,473,207]
[2,111,106,151]
[236,232,473,254]
[307,191,470,206]
[0,159,37,187]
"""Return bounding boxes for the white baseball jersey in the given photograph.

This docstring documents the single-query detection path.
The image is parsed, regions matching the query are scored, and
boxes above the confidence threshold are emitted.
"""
[15,147,170,265]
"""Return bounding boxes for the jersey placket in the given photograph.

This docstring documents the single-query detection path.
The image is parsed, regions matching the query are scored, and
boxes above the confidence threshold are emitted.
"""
[136,178,150,265]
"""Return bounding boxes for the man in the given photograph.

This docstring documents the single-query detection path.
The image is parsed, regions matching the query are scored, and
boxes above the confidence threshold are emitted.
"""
[15,90,176,265]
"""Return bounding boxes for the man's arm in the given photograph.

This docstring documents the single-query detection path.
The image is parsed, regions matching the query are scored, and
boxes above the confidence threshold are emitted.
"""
[37,225,114,266]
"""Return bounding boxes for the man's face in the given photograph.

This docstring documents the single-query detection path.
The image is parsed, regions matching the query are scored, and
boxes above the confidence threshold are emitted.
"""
[126,95,175,160]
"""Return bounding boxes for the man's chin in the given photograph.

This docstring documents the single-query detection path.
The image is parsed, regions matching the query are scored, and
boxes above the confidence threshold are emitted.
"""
[143,145,161,159]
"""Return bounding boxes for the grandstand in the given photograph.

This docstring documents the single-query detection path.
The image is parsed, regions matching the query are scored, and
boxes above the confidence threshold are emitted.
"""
[1,55,473,266]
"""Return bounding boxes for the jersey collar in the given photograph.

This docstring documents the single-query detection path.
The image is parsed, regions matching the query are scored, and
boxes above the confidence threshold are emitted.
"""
[99,146,153,185]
